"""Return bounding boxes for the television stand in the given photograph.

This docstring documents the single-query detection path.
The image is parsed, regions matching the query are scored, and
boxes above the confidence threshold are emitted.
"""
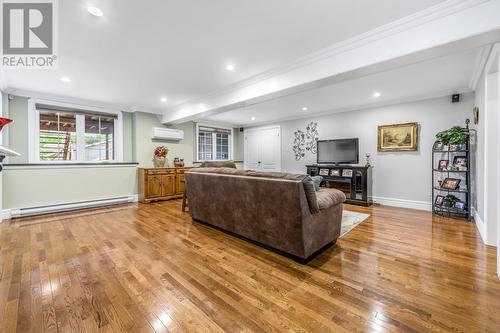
[306,164,372,206]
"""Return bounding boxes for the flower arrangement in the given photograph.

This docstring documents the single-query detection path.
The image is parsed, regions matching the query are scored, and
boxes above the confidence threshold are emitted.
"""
[153,146,169,167]
[154,146,169,157]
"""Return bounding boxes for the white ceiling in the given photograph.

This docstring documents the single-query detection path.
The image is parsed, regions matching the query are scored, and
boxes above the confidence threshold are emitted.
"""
[1,0,448,113]
[206,47,481,126]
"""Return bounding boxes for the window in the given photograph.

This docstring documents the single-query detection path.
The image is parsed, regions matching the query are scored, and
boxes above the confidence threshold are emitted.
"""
[39,111,77,161]
[84,114,115,161]
[31,101,122,163]
[197,125,232,161]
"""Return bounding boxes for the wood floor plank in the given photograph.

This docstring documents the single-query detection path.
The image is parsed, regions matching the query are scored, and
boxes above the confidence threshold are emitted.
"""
[0,201,499,333]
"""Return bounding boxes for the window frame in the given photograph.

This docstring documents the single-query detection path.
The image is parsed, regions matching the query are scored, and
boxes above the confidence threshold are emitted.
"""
[195,123,233,162]
[28,98,124,164]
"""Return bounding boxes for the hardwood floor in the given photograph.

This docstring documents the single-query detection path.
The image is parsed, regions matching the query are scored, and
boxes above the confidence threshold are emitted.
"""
[0,201,499,332]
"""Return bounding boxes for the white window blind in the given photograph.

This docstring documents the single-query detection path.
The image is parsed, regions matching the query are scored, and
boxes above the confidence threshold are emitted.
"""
[197,126,232,161]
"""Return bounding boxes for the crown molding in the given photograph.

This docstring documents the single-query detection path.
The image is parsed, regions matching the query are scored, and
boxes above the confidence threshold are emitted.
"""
[164,0,491,116]
[239,88,473,128]
[3,88,162,115]
[4,88,127,112]
[469,44,493,90]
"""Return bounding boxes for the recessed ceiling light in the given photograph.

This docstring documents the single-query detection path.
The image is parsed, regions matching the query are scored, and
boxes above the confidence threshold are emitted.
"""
[160,97,168,103]
[302,107,308,111]
[373,92,381,98]
[225,64,235,71]
[88,6,103,17]
[60,77,71,83]
[251,117,256,121]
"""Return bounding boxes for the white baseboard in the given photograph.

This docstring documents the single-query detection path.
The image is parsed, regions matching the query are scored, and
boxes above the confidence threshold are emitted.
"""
[472,207,487,244]
[1,209,12,220]
[371,196,432,211]
[0,195,137,221]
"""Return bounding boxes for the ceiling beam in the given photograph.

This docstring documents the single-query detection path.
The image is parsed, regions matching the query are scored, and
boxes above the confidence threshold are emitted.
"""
[162,0,500,124]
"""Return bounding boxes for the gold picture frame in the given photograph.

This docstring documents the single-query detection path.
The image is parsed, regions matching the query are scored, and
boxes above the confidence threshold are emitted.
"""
[377,122,418,152]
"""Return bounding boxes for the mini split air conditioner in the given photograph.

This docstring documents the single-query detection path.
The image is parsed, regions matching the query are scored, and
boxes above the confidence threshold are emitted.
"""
[152,127,184,140]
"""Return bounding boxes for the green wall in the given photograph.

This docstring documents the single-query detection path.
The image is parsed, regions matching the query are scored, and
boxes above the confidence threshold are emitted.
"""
[3,165,138,209]
[6,96,29,164]
[1,94,240,210]
[131,112,196,167]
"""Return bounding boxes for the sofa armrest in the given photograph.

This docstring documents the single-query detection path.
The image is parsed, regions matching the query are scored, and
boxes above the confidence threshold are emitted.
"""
[315,188,346,210]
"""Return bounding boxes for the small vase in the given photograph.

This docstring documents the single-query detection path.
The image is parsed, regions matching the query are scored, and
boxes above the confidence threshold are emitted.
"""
[0,117,13,132]
[153,156,166,168]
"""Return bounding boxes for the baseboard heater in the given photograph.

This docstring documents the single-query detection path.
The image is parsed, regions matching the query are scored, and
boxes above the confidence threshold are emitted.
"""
[9,196,136,218]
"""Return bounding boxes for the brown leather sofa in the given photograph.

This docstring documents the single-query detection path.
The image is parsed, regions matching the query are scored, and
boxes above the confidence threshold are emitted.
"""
[185,167,346,262]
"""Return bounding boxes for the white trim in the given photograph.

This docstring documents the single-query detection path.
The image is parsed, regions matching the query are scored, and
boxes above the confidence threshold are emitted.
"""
[195,122,234,162]
[371,196,432,211]
[167,0,489,110]
[244,125,282,171]
[2,164,137,170]
[27,98,124,163]
[1,209,12,221]
[469,45,493,90]
[162,0,496,123]
[472,207,487,244]
[243,125,283,133]
[238,88,473,127]
[5,89,128,113]
[482,43,500,248]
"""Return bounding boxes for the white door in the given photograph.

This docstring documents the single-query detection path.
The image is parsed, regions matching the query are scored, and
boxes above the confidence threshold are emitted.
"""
[245,130,262,170]
[244,126,281,171]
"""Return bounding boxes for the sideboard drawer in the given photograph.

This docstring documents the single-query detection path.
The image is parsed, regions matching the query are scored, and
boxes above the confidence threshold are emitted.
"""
[147,169,174,175]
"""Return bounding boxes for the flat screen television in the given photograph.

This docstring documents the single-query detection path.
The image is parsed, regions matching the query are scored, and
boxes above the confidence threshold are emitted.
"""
[317,138,359,165]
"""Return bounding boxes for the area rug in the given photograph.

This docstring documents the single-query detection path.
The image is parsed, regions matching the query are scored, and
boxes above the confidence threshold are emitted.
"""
[341,210,370,237]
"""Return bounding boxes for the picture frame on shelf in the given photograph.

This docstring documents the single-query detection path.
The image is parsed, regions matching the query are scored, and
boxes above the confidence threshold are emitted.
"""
[435,195,444,206]
[452,156,467,170]
[441,178,461,190]
[438,160,449,170]
[454,201,465,210]
[330,169,340,176]
[342,169,353,178]
[319,169,329,176]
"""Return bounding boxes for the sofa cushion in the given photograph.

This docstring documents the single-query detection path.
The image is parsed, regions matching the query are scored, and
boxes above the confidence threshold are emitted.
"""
[199,160,237,168]
[188,168,320,214]
[316,188,346,210]
[191,167,245,175]
[311,176,323,191]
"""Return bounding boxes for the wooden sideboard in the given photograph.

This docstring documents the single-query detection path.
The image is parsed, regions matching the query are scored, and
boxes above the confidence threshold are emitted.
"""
[138,167,191,203]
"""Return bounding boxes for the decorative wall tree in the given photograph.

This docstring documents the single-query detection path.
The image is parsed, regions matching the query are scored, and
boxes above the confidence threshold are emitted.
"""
[293,122,318,161]
[293,130,306,161]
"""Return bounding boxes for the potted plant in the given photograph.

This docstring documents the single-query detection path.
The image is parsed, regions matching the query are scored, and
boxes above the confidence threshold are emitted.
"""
[435,126,469,150]
[152,146,169,168]
[443,194,459,208]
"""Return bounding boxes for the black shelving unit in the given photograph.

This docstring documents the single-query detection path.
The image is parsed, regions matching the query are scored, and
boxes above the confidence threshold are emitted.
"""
[431,120,473,220]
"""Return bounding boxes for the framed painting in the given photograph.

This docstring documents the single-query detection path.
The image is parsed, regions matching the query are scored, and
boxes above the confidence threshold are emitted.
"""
[378,122,419,152]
